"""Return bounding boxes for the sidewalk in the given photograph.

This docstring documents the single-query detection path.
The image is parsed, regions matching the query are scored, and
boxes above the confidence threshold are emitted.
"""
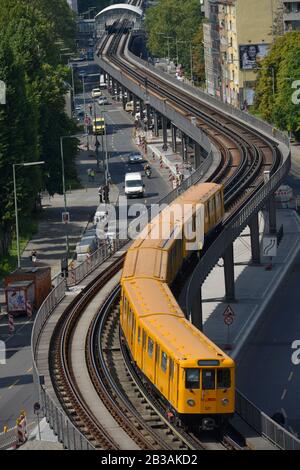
[134,128,196,186]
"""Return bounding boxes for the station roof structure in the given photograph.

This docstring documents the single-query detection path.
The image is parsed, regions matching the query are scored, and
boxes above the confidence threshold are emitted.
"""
[95,3,143,21]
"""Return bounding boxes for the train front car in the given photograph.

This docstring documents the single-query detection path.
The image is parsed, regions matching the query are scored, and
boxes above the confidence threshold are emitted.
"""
[177,355,235,431]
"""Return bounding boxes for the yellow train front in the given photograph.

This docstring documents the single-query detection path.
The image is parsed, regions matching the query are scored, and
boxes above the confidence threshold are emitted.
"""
[120,278,235,431]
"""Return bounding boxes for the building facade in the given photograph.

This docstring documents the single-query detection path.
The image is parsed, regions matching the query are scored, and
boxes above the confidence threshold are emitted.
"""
[203,0,278,108]
[283,1,300,31]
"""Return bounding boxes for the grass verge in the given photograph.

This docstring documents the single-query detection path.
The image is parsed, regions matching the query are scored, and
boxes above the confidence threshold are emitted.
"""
[0,218,38,281]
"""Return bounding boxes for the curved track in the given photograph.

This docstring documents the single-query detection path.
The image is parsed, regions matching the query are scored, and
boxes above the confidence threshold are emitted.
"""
[47,18,285,450]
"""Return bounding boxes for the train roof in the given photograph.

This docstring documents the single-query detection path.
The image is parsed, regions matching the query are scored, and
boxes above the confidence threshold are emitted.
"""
[122,278,184,318]
[175,182,222,205]
[140,314,234,367]
[122,248,168,280]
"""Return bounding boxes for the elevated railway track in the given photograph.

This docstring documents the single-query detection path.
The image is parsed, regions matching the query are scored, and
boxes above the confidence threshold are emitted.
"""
[29,7,298,452]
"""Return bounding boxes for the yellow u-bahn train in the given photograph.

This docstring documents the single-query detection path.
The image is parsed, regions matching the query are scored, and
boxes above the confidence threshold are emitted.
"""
[120,183,235,430]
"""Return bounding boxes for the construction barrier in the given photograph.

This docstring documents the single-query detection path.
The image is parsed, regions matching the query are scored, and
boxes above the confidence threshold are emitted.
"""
[8,314,14,334]
[26,300,32,319]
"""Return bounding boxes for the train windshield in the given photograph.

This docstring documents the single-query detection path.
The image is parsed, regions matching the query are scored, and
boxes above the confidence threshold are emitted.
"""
[185,369,200,389]
[217,368,231,388]
[202,369,215,390]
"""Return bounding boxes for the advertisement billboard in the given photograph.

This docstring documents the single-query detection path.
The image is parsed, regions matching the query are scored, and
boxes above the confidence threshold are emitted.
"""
[239,44,269,70]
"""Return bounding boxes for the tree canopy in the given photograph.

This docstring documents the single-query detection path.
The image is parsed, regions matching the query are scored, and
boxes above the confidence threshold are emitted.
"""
[0,0,77,249]
[254,31,300,139]
[144,0,205,84]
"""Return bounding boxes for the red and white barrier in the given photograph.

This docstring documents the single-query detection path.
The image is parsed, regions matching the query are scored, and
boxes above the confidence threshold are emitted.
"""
[26,301,32,318]
[8,314,15,334]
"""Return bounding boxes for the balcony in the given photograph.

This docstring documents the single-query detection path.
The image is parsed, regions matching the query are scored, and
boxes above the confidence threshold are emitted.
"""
[283,11,300,21]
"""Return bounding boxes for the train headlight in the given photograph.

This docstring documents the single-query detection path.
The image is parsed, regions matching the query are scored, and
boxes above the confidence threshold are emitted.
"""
[222,398,229,406]
[187,399,195,407]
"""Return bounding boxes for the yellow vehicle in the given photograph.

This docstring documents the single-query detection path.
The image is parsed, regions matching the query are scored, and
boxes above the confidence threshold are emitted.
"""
[93,117,106,135]
[123,183,224,284]
[120,181,235,431]
[120,278,235,430]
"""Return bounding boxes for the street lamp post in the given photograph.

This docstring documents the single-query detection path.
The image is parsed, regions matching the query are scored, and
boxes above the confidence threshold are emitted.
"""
[60,135,86,259]
[13,161,45,268]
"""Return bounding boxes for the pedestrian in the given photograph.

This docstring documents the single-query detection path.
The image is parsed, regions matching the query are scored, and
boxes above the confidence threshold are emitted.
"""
[91,169,95,181]
[87,168,91,181]
[30,250,37,263]
[103,184,109,203]
[98,185,103,203]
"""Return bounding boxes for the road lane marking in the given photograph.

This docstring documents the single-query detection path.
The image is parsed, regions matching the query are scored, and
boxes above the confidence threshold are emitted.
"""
[288,371,294,382]
[9,379,20,389]
[281,389,287,400]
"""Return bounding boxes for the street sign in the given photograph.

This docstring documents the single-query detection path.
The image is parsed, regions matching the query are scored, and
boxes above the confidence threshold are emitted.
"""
[224,315,233,326]
[263,236,277,257]
[223,305,235,318]
[62,212,70,224]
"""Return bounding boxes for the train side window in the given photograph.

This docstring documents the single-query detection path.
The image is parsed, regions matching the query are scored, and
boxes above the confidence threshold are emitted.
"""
[138,327,141,344]
[217,369,231,388]
[185,369,200,389]
[216,193,221,210]
[169,359,174,380]
[202,369,216,390]
[132,315,136,338]
[142,330,146,350]
[161,351,168,372]
[148,337,154,358]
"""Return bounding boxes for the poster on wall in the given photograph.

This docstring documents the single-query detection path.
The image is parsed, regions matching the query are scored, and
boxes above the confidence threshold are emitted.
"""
[239,44,269,70]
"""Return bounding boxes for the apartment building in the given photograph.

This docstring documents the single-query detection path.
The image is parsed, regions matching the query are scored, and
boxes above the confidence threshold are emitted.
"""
[203,0,278,108]
[283,1,300,31]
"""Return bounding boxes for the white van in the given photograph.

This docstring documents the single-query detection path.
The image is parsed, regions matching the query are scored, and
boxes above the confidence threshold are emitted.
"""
[124,172,144,198]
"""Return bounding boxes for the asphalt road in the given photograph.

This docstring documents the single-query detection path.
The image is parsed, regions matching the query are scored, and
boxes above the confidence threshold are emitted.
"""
[237,245,300,437]
[0,79,169,431]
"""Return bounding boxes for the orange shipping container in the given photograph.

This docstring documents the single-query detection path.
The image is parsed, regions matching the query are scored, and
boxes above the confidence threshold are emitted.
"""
[5,267,51,309]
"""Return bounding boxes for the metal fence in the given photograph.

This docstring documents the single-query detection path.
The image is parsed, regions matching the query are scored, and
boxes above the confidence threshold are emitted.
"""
[236,391,300,450]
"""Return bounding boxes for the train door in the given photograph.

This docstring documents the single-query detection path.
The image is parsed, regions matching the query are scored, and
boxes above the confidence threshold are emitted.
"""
[131,314,136,358]
[201,369,217,413]
[156,350,168,397]
[136,326,143,368]
[154,343,160,386]
[141,329,147,371]
[144,336,155,382]
[168,358,177,407]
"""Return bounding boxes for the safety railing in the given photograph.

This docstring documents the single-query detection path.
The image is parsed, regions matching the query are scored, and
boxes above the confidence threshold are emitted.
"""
[236,391,300,450]
[126,44,290,148]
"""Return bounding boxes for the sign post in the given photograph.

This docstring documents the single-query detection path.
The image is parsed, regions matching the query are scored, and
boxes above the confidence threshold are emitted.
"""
[223,305,235,350]
[34,402,41,440]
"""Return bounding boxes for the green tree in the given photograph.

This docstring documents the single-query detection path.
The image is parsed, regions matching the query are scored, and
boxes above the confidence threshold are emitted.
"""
[145,0,203,80]
[254,32,300,139]
[0,0,78,255]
